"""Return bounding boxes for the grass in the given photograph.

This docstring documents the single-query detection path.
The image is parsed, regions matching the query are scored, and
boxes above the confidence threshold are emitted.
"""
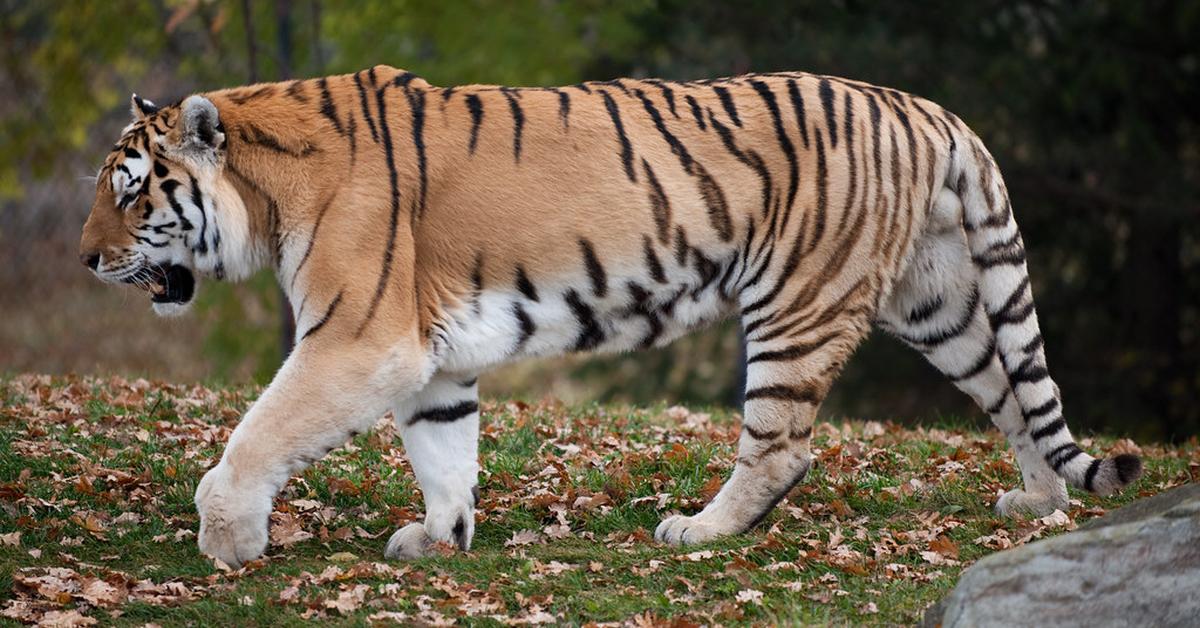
[0,374,1196,625]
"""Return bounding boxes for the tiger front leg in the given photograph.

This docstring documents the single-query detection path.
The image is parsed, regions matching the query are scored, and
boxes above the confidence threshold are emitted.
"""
[385,375,481,559]
[195,341,427,567]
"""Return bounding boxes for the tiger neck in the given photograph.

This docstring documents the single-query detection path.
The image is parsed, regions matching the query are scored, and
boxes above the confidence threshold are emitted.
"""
[212,90,327,280]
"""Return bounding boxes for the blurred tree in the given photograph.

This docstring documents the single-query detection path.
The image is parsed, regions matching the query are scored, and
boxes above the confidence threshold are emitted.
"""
[1,1,1195,440]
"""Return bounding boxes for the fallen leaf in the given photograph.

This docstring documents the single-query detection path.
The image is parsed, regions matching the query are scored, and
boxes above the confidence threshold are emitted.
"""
[505,529,542,547]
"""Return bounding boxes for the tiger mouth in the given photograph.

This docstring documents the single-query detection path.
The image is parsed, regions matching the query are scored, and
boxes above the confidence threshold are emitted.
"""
[125,264,196,304]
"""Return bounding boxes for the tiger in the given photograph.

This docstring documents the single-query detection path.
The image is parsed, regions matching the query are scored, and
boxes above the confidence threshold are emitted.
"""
[79,65,1143,567]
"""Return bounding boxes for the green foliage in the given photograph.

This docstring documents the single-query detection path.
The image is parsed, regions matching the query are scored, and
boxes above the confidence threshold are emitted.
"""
[193,270,283,385]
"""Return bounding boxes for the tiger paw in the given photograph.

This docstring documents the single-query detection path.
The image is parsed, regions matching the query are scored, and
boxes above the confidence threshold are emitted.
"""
[995,488,1068,518]
[384,523,434,559]
[654,514,731,546]
[195,463,271,568]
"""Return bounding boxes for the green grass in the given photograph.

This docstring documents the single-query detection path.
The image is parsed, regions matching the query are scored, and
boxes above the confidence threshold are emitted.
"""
[1,375,1195,625]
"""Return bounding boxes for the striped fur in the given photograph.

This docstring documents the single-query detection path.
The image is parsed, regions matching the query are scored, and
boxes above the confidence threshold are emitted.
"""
[79,66,1142,566]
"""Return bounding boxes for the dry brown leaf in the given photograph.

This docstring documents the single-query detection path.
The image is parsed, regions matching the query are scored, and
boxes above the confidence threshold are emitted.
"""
[505,529,542,547]
[929,535,960,559]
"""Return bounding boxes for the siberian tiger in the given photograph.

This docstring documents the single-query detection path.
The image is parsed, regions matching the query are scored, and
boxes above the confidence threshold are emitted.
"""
[80,65,1142,567]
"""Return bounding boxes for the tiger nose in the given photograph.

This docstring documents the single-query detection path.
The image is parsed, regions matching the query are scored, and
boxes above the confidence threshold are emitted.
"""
[81,252,100,270]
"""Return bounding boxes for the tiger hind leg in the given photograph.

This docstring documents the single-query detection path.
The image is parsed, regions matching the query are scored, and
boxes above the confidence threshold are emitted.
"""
[656,290,873,545]
[384,374,481,559]
[880,187,1137,516]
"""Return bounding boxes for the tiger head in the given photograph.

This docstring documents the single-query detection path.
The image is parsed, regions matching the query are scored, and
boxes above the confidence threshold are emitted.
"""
[80,93,257,316]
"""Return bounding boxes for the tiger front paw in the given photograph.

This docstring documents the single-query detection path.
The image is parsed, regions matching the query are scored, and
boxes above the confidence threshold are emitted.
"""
[654,513,732,546]
[195,463,272,568]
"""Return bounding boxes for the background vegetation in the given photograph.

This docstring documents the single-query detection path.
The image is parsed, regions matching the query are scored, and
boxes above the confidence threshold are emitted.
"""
[1,1,1196,441]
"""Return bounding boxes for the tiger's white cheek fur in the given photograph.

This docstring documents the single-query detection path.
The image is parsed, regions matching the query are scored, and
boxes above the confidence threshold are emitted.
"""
[204,172,269,281]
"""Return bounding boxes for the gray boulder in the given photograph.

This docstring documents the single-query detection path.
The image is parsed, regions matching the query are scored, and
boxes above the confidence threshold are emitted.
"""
[926,483,1200,628]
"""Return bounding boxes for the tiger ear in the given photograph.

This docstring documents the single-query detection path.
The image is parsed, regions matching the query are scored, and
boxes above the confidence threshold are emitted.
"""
[174,95,225,159]
[130,93,158,120]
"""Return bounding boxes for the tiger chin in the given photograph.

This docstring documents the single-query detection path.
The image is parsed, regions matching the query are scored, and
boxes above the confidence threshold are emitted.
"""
[80,65,1142,568]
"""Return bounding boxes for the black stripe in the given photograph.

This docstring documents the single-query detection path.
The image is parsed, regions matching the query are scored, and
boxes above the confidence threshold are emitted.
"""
[744,384,820,403]
[690,247,721,297]
[643,236,667,284]
[685,94,706,130]
[673,225,689,266]
[635,89,693,172]
[502,88,524,162]
[470,253,484,316]
[985,391,1009,415]
[465,94,484,155]
[158,179,195,231]
[408,88,428,220]
[838,91,858,236]
[842,91,855,153]
[891,285,980,347]
[751,80,798,210]
[512,302,535,349]
[743,424,782,440]
[809,129,828,251]
[1030,417,1066,441]
[596,79,631,96]
[358,83,401,336]
[600,90,637,183]
[992,300,1036,328]
[301,291,344,340]
[746,331,840,364]
[1047,443,1083,470]
[353,72,380,143]
[318,77,345,135]
[393,71,417,88]
[646,79,678,117]
[693,161,734,242]
[708,109,771,221]
[643,159,671,243]
[818,78,837,148]
[515,265,539,302]
[1083,458,1103,492]
[905,295,944,324]
[973,247,1027,269]
[867,93,882,191]
[564,289,604,350]
[786,79,809,149]
[187,174,208,254]
[556,89,570,128]
[1025,397,1060,420]
[579,238,608,298]
[408,401,479,426]
[990,276,1031,320]
[712,85,741,127]
[949,338,996,382]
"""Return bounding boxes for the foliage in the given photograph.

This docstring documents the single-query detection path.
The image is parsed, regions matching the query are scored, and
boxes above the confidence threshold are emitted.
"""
[2,375,1197,624]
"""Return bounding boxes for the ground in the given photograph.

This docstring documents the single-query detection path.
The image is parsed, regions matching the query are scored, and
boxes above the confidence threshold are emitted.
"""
[1,375,1196,626]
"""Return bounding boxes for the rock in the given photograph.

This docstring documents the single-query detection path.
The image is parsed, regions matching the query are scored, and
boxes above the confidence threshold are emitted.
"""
[926,484,1200,628]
